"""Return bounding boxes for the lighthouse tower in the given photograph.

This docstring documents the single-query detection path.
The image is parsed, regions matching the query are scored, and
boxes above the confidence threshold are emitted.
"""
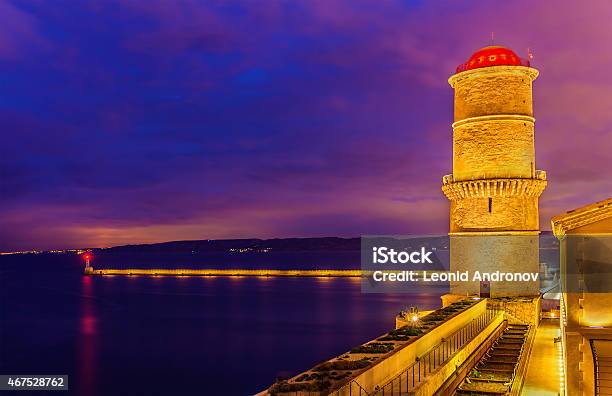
[442,46,547,297]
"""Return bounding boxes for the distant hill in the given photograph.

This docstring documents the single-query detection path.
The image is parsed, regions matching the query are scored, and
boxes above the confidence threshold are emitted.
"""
[92,236,450,271]
[96,237,362,253]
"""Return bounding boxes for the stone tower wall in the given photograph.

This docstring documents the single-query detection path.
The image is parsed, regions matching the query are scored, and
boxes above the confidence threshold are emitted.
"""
[453,118,535,180]
[452,67,535,121]
[449,195,539,232]
[449,234,540,296]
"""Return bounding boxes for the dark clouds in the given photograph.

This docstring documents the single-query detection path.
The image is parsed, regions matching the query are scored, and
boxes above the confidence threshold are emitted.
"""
[1,0,611,250]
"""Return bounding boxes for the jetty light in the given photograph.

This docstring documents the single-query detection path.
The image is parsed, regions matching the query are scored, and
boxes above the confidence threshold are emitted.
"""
[82,252,93,269]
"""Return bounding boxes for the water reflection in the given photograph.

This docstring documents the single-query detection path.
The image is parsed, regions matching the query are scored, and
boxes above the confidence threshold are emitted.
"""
[78,276,98,395]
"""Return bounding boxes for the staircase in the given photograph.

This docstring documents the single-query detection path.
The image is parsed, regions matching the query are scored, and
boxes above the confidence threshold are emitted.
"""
[455,324,530,395]
[592,340,612,395]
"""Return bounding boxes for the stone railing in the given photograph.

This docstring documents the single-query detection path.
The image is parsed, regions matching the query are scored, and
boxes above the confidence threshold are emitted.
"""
[442,170,546,185]
[441,177,547,201]
[535,170,547,181]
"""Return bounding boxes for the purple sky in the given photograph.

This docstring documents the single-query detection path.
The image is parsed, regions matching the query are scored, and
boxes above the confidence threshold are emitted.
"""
[1,1,611,250]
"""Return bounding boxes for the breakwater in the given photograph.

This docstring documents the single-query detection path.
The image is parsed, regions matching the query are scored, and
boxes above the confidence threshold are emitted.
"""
[85,267,362,277]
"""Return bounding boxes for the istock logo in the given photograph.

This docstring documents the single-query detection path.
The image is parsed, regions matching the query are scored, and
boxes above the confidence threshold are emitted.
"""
[372,247,433,264]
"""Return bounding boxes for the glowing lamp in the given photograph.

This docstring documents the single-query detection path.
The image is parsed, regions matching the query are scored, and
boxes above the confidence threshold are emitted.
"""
[82,252,93,270]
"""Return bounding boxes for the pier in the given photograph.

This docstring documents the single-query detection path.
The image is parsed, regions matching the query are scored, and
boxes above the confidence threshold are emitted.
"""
[85,267,362,277]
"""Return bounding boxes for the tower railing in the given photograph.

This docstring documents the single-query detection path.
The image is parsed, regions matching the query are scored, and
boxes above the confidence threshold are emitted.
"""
[442,170,547,186]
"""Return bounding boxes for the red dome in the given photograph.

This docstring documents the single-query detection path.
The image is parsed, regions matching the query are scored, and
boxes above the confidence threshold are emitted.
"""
[456,46,530,74]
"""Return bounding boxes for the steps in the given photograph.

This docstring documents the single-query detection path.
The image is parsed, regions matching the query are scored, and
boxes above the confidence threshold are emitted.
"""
[455,324,529,396]
[592,341,612,395]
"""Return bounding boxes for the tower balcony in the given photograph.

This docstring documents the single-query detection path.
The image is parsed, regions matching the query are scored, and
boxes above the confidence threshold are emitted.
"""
[442,170,547,185]
[441,174,547,201]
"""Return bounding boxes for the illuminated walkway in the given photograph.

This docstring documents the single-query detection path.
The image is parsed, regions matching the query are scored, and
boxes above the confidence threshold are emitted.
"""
[521,318,562,395]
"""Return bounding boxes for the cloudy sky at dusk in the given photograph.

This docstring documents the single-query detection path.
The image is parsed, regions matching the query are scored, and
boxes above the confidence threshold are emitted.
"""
[1,1,611,250]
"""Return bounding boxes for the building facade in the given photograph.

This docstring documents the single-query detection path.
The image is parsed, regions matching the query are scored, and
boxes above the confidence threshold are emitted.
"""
[552,198,612,396]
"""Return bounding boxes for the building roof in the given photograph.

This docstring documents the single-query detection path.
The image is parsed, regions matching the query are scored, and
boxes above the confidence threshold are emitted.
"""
[455,45,530,74]
[551,197,612,237]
